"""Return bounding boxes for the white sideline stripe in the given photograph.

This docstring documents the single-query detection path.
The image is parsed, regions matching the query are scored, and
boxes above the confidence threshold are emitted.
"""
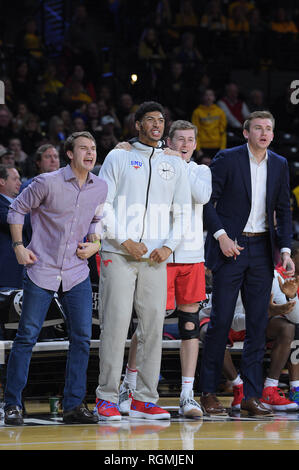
[0,340,245,352]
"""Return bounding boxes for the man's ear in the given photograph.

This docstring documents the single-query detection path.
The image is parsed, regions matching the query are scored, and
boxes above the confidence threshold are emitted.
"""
[135,120,141,132]
[243,129,248,140]
[66,150,73,161]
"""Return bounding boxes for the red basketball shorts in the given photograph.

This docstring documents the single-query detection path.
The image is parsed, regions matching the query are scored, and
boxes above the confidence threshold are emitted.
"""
[166,262,206,310]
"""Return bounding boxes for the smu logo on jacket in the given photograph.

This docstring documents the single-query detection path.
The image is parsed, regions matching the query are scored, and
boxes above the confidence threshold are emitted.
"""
[130,160,143,169]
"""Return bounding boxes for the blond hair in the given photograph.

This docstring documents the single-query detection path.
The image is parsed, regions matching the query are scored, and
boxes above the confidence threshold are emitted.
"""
[243,111,275,132]
[168,120,198,139]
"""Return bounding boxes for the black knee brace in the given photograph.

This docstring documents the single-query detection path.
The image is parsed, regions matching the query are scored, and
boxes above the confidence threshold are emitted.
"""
[178,309,200,340]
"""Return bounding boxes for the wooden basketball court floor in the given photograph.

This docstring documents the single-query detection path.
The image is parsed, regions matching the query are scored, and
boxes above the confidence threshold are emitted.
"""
[1,397,299,451]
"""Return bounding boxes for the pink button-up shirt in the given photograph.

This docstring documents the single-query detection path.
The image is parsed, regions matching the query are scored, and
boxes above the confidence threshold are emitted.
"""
[7,165,107,291]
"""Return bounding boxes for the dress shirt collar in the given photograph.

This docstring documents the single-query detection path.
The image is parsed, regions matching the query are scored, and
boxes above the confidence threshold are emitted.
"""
[63,164,95,184]
[247,143,268,164]
[0,193,14,203]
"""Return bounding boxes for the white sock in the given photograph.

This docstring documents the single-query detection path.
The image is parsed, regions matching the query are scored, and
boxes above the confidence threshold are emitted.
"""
[264,377,279,388]
[181,377,194,397]
[290,380,299,389]
[231,375,243,387]
[124,364,137,389]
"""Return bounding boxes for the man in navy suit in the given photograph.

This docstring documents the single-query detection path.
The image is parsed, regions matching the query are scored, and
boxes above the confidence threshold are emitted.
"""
[0,165,31,288]
[200,111,295,417]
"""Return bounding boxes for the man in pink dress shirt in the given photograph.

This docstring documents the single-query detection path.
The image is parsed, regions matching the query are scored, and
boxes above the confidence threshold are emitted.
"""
[4,131,107,426]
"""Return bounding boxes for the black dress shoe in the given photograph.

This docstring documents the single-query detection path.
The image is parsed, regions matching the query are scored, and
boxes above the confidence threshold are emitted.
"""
[63,403,98,424]
[4,406,24,426]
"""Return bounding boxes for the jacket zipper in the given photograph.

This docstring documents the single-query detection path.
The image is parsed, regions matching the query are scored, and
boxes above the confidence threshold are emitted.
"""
[139,147,154,242]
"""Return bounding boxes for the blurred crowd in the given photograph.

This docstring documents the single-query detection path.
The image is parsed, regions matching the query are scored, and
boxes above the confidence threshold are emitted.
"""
[1,0,299,233]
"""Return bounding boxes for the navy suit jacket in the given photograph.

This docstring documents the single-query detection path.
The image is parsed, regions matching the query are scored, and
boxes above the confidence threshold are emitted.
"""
[0,194,31,288]
[204,144,292,272]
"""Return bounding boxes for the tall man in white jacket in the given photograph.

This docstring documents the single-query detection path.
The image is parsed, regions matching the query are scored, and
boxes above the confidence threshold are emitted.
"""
[94,102,192,421]
[117,120,212,419]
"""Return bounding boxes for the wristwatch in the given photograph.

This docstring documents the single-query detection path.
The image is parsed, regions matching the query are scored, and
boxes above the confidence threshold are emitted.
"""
[12,241,23,249]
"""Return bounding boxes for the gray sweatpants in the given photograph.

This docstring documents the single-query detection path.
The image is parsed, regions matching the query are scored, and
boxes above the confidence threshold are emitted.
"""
[96,251,167,403]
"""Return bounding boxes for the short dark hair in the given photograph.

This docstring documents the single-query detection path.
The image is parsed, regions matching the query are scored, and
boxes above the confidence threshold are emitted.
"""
[64,131,96,153]
[243,111,275,132]
[35,143,56,163]
[134,101,165,123]
[64,131,96,163]
[0,164,14,179]
[168,120,198,139]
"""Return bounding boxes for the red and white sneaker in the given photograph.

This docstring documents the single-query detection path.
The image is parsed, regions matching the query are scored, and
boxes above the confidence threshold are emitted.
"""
[129,398,171,420]
[93,399,122,421]
[231,383,244,410]
[261,386,299,411]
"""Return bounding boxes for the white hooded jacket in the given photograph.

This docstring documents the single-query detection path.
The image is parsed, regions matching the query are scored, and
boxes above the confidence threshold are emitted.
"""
[97,141,191,257]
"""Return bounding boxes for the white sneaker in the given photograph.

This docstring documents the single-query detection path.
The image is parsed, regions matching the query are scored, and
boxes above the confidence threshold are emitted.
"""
[118,382,134,414]
[179,392,203,418]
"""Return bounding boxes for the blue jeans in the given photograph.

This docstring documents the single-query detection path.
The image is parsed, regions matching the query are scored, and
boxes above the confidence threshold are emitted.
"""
[4,273,92,411]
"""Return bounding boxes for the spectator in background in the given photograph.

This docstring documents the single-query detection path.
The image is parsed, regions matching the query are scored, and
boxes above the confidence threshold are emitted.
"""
[86,102,102,133]
[138,26,166,79]
[29,78,58,121]
[247,8,268,67]
[0,165,31,289]
[200,2,226,59]
[116,93,138,128]
[174,0,199,29]
[271,8,298,34]
[48,116,67,151]
[12,102,30,134]
[72,116,87,133]
[0,105,15,147]
[97,85,114,110]
[8,138,28,178]
[95,130,119,166]
[200,1,227,31]
[228,0,255,18]
[191,88,227,157]
[23,18,43,62]
[100,115,119,143]
[69,80,93,106]
[121,112,138,141]
[173,32,203,73]
[60,109,73,136]
[66,64,97,102]
[20,144,60,191]
[217,82,250,130]
[64,4,100,82]
[248,8,266,33]
[43,62,64,96]
[247,89,267,112]
[97,99,109,122]
[227,5,250,33]
[18,114,44,156]
[155,0,173,31]
[0,148,15,166]
[12,60,34,105]
[160,61,190,120]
